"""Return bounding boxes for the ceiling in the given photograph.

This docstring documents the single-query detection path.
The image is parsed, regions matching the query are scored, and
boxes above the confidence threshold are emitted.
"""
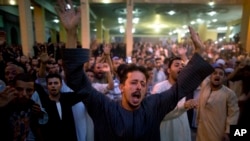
[0,0,244,36]
[88,3,242,35]
[43,0,243,36]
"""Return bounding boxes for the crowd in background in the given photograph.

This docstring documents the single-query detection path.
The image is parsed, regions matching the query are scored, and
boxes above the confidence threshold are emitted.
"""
[0,32,250,141]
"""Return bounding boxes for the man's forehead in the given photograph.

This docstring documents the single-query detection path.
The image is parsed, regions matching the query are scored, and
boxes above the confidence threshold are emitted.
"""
[127,71,146,80]
[16,80,34,86]
[48,77,61,82]
[5,65,17,72]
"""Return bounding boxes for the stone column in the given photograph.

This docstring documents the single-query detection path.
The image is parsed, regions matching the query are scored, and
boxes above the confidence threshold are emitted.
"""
[125,0,133,57]
[240,0,250,53]
[33,5,45,43]
[197,23,207,42]
[104,29,110,43]
[80,0,90,49]
[96,18,103,43]
[17,0,34,57]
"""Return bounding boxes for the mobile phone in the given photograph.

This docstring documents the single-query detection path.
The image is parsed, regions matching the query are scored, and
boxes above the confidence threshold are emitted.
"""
[0,80,6,93]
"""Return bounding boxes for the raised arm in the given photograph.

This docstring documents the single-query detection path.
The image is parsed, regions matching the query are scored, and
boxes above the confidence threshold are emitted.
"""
[56,0,81,48]
[188,26,205,56]
[150,26,214,120]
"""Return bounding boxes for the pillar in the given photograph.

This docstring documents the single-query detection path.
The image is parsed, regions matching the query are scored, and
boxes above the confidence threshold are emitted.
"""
[126,0,133,57]
[17,0,34,57]
[80,0,90,49]
[197,23,207,42]
[225,23,231,42]
[206,30,218,41]
[96,18,103,43]
[50,29,57,43]
[240,0,250,53]
[59,23,67,43]
[177,30,184,43]
[104,29,110,43]
[33,5,45,43]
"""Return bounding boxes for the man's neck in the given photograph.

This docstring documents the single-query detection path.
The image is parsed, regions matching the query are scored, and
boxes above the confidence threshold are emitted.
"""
[49,93,60,102]
[210,84,223,91]
[168,77,176,85]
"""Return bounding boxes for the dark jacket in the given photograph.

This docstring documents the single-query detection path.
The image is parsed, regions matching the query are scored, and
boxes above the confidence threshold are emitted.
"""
[62,48,214,141]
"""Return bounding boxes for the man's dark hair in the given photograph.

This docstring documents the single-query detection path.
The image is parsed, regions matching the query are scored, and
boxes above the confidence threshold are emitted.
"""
[212,65,226,75]
[46,73,62,84]
[119,64,149,84]
[14,73,34,85]
[136,57,143,62]
[168,57,182,68]
[85,68,95,74]
[155,57,162,61]
[146,67,153,71]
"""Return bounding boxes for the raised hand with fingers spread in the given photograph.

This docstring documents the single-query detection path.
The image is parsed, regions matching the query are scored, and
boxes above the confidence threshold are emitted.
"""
[56,0,81,48]
[188,26,205,55]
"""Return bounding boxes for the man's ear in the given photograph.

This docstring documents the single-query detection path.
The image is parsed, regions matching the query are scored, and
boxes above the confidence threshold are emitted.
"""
[167,68,170,74]
[119,83,124,94]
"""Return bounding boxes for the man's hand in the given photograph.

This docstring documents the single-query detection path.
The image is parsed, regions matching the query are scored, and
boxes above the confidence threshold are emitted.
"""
[56,0,81,32]
[184,99,198,110]
[0,86,17,107]
[188,26,205,55]
[177,46,187,57]
[56,0,81,48]
[31,103,44,118]
[40,52,50,64]
[102,63,111,72]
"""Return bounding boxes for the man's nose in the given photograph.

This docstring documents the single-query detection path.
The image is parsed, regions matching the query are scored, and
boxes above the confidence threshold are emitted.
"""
[20,90,28,98]
[136,83,142,90]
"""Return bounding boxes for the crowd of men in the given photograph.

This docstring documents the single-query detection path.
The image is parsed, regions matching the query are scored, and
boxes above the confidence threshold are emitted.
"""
[0,0,249,141]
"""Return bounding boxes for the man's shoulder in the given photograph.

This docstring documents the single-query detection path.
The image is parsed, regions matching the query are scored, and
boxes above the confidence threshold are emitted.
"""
[154,80,170,87]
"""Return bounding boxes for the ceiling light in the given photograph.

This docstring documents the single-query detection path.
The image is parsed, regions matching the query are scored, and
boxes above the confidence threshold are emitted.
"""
[132,28,135,33]
[181,33,186,38]
[207,11,217,16]
[9,0,16,5]
[30,6,34,10]
[93,29,97,32]
[119,27,125,33]
[66,4,71,10]
[118,17,124,24]
[208,1,215,6]
[182,25,187,29]
[133,18,139,24]
[212,19,217,22]
[173,29,179,34]
[53,19,60,23]
[190,21,196,25]
[217,27,227,31]
[168,10,176,15]
[118,17,139,24]
[103,0,110,3]
[229,34,234,38]
[196,18,204,23]
[154,27,160,33]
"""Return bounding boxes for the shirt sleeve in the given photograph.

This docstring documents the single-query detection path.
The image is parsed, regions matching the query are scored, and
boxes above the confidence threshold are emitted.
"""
[225,90,239,133]
[146,53,214,121]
